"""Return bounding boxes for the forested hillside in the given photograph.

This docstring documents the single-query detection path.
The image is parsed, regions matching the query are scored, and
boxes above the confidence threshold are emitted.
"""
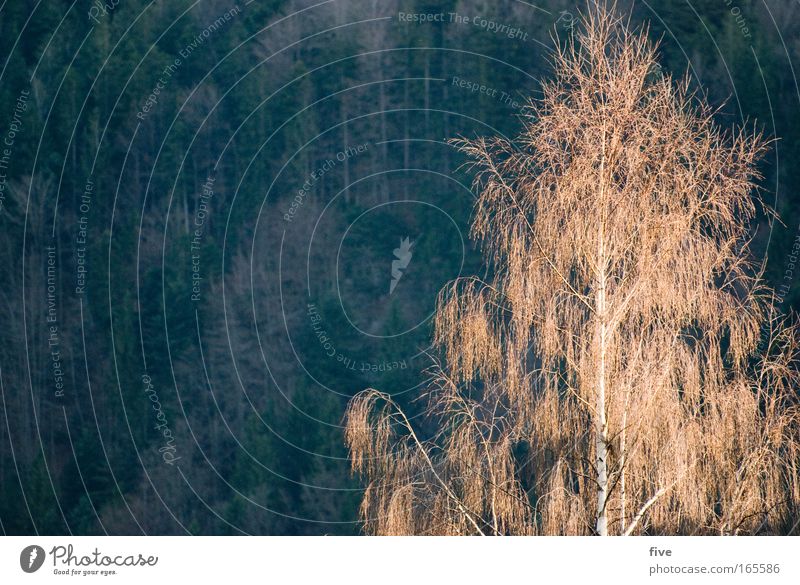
[1,0,799,535]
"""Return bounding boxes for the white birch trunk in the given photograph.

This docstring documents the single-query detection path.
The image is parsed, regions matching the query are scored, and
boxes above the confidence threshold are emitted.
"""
[595,130,610,536]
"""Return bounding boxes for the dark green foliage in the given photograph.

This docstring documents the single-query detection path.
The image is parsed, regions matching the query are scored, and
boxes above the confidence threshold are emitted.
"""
[0,0,798,534]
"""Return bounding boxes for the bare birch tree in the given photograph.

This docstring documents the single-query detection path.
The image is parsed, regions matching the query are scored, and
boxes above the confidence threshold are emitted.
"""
[345,4,800,535]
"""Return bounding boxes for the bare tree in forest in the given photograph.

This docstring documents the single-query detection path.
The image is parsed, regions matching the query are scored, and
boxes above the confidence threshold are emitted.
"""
[344,4,800,535]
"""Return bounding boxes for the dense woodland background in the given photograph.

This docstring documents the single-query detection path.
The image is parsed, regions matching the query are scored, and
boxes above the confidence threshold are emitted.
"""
[1,0,799,535]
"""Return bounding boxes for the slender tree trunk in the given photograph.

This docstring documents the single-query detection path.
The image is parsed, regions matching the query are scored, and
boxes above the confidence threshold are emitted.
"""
[595,131,610,536]
[620,407,627,535]
[595,269,609,535]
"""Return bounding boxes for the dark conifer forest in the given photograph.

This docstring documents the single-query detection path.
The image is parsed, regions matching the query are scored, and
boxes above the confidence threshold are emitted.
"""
[1,0,799,535]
